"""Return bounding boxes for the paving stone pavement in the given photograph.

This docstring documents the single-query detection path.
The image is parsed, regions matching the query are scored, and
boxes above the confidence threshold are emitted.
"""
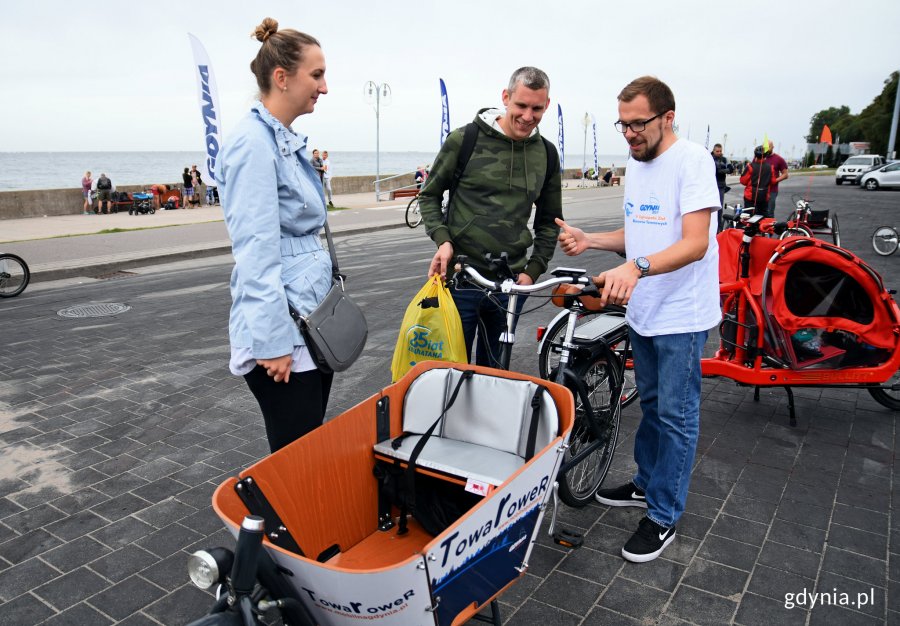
[0,178,897,624]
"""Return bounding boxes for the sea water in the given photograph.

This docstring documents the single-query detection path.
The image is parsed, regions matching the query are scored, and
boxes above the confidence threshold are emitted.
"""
[0,151,628,191]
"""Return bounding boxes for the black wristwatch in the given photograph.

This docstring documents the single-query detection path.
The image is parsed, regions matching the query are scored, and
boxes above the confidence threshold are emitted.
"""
[634,256,651,278]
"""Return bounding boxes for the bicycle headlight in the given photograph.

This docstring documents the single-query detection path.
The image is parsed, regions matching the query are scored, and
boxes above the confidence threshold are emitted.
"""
[187,547,233,589]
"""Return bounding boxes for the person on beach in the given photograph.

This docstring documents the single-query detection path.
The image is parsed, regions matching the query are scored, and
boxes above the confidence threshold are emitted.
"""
[309,148,325,183]
[556,75,720,563]
[415,164,427,189]
[322,150,334,207]
[190,165,204,207]
[81,171,93,215]
[418,66,562,368]
[149,183,168,211]
[182,167,194,208]
[217,17,333,453]
[96,173,113,214]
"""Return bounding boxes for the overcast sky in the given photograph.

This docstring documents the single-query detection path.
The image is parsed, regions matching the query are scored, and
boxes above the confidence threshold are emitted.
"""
[2,0,898,161]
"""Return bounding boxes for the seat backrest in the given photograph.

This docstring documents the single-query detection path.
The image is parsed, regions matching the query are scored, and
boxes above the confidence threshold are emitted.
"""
[401,368,558,458]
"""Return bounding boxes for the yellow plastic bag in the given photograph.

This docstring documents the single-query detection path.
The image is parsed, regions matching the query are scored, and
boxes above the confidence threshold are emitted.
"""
[390,276,467,381]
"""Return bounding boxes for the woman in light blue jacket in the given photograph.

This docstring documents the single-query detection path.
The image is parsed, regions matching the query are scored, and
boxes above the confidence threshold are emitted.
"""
[217,17,332,453]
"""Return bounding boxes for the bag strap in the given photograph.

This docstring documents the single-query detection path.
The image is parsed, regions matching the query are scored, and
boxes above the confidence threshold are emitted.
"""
[396,369,474,534]
[321,220,343,280]
[541,136,560,192]
[524,386,547,461]
[443,123,480,225]
[285,217,343,325]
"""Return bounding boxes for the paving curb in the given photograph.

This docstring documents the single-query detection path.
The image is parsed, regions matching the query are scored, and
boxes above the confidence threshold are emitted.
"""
[29,221,410,283]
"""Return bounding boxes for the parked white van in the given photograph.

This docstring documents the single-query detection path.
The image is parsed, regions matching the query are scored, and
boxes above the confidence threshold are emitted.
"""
[835,155,885,185]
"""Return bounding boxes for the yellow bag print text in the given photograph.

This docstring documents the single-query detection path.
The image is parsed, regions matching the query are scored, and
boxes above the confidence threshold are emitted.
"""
[390,276,466,381]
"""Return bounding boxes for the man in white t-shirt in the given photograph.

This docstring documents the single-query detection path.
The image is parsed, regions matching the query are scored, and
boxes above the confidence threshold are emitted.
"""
[556,75,720,563]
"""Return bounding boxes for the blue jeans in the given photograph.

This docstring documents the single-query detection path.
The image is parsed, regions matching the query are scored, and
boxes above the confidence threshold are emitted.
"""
[629,328,707,528]
[451,285,526,369]
[769,189,779,216]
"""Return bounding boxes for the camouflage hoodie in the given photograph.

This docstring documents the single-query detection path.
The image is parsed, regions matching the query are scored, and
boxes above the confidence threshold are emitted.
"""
[419,107,562,281]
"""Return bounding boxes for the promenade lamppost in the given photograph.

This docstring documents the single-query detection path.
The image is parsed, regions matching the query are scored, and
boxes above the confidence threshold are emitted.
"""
[364,81,392,201]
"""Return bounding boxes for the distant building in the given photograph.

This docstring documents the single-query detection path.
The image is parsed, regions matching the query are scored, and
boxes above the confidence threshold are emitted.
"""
[806,141,872,157]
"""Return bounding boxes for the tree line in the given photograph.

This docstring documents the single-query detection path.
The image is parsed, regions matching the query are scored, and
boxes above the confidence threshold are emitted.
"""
[804,71,898,166]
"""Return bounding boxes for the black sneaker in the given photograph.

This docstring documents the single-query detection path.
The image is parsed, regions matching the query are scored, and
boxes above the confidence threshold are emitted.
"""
[622,516,676,563]
[596,482,647,508]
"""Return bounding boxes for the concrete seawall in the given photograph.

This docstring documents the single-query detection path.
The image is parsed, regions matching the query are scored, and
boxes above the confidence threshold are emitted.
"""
[0,167,616,220]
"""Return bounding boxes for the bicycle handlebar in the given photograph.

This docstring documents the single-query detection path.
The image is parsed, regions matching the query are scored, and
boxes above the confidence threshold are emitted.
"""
[453,261,593,294]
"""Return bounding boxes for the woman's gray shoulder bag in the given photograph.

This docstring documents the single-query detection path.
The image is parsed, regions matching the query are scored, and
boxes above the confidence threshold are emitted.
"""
[288,221,367,373]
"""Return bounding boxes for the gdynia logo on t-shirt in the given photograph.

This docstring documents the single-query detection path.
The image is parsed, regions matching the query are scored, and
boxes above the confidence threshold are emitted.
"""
[626,193,667,226]
[639,194,661,214]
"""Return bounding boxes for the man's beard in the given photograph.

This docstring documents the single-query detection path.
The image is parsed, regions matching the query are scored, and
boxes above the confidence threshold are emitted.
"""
[631,134,663,162]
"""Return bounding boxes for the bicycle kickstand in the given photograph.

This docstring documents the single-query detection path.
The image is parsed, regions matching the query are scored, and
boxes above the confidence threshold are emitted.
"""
[547,482,584,549]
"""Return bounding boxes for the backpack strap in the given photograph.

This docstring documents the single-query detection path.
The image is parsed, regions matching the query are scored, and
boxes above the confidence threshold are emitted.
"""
[443,123,480,225]
[540,136,560,193]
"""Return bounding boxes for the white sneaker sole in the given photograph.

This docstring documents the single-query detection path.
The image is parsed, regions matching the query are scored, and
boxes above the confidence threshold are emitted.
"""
[595,494,648,508]
[622,532,676,563]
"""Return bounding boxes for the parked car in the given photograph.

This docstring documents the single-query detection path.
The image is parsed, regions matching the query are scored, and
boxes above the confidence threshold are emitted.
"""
[860,161,900,190]
[835,154,885,185]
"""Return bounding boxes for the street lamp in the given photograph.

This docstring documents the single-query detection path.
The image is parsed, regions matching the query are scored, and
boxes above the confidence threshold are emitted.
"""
[364,81,392,200]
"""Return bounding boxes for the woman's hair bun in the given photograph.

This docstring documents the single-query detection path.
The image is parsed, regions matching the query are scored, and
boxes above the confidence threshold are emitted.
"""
[253,17,279,43]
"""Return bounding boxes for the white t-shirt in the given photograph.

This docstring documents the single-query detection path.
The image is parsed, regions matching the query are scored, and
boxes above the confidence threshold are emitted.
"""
[623,139,721,336]
[322,158,332,180]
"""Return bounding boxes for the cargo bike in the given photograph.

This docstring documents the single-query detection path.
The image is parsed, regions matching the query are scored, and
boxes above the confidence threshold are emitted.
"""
[187,362,576,626]
[700,210,900,422]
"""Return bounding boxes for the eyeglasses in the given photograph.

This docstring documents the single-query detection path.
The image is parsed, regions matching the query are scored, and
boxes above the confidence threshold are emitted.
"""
[614,112,664,134]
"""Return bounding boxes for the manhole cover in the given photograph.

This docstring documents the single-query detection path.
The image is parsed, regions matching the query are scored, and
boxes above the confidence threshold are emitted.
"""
[57,303,132,318]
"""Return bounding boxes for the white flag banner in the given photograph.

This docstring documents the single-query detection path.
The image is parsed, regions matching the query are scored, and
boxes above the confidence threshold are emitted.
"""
[188,33,223,186]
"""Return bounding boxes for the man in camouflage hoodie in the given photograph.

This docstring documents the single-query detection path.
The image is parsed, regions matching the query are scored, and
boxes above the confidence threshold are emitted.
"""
[419,66,562,368]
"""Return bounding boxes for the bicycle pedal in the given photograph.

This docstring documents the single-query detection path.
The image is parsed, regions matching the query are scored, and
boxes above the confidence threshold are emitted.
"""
[552,528,584,549]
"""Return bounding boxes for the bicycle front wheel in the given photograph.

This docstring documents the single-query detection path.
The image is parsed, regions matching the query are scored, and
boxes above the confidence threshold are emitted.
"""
[0,253,30,298]
[830,213,841,248]
[557,353,622,507]
[539,312,637,407]
[405,196,422,228]
[872,226,899,256]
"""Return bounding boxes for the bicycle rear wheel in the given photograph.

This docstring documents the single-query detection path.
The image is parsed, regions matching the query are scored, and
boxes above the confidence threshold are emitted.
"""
[872,226,899,256]
[405,196,422,228]
[557,353,622,507]
[0,253,30,298]
[868,369,900,410]
[830,213,841,248]
[539,312,637,407]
